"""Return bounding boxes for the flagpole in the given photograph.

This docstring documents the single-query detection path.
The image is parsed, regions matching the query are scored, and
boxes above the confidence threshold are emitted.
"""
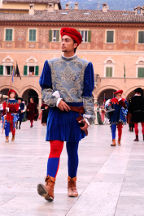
[124,63,126,78]
[103,93,105,105]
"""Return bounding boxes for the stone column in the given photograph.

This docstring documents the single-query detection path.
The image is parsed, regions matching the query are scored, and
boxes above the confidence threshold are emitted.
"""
[38,97,42,112]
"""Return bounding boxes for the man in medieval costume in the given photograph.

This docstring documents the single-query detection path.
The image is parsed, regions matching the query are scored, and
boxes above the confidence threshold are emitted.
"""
[108,90,128,146]
[27,97,37,128]
[37,27,95,201]
[128,88,144,141]
[16,97,25,129]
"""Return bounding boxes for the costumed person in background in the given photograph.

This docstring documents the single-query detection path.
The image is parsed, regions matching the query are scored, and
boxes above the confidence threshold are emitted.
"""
[94,103,98,125]
[105,99,111,124]
[100,104,105,123]
[128,88,144,141]
[41,103,49,126]
[2,89,19,142]
[97,105,103,125]
[16,97,25,129]
[37,27,95,202]
[27,97,37,128]
[108,90,128,146]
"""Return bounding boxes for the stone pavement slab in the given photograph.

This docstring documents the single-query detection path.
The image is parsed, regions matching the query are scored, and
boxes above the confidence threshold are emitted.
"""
[0,121,144,216]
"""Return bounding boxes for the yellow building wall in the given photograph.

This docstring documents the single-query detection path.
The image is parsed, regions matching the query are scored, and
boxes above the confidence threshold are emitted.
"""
[2,3,59,10]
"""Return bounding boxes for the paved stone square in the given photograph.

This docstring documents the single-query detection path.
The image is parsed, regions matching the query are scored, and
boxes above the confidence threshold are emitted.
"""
[0,121,144,216]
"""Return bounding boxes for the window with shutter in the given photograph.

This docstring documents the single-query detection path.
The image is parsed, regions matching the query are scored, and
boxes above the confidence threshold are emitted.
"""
[106,67,113,77]
[138,31,144,43]
[88,31,91,43]
[35,66,39,76]
[29,29,36,41]
[49,30,52,42]
[138,68,144,77]
[80,31,90,42]
[0,65,3,75]
[24,65,27,76]
[52,30,60,42]
[56,30,60,42]
[5,29,13,41]
[107,31,114,43]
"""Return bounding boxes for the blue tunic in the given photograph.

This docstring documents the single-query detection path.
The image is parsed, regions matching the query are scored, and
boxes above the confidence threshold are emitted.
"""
[18,103,24,121]
[109,98,128,124]
[39,55,95,142]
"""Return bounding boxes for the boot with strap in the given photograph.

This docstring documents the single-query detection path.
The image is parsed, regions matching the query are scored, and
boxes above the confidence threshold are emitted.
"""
[134,135,139,141]
[68,176,78,197]
[118,138,121,145]
[11,135,15,142]
[5,136,9,143]
[111,139,116,146]
[37,175,55,201]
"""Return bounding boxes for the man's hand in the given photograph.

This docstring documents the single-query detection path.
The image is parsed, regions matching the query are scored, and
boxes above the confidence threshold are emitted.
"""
[78,119,89,131]
[27,109,29,111]
[58,100,71,112]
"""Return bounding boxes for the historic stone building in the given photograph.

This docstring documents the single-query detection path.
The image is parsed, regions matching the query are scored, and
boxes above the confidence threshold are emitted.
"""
[0,1,144,109]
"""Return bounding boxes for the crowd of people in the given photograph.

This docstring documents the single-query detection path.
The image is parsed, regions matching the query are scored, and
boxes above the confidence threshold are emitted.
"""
[0,89,41,142]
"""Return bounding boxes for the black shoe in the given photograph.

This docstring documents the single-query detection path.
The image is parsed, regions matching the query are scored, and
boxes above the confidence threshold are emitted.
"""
[30,125,33,128]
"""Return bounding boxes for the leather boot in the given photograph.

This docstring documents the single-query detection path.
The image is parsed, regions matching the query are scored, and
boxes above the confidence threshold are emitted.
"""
[134,135,139,141]
[118,138,121,145]
[68,176,78,197]
[37,175,55,201]
[5,136,9,142]
[11,135,15,142]
[111,139,116,146]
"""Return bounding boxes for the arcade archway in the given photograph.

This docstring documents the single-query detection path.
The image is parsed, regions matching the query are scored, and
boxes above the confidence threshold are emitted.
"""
[22,88,38,106]
[98,88,117,105]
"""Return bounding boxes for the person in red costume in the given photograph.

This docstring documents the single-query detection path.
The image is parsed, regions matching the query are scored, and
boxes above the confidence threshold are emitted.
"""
[2,89,19,142]
[108,90,128,146]
[27,97,37,128]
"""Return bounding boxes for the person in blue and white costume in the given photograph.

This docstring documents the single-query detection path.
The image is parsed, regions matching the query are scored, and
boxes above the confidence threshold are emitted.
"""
[37,27,95,202]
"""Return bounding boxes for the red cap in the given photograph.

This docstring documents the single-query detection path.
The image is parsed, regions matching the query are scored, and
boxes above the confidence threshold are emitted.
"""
[60,27,82,46]
[114,90,123,95]
[8,89,16,96]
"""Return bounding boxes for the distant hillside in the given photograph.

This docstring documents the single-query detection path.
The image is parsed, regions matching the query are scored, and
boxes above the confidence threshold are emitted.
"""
[61,0,144,11]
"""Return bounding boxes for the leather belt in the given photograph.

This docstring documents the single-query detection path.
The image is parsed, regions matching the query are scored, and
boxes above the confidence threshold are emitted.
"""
[69,105,88,136]
[133,110,143,112]
[69,106,84,114]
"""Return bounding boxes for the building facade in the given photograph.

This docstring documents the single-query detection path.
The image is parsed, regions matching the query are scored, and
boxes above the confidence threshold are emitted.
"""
[0,1,144,109]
